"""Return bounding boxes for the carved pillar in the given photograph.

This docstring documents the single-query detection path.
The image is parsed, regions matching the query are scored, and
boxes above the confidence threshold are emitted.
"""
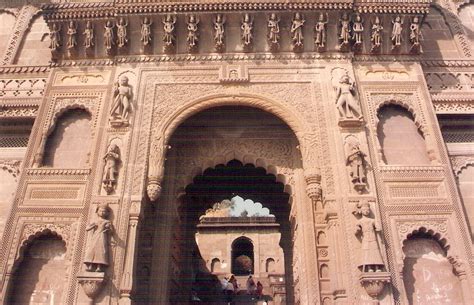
[1,5,39,65]
[304,171,327,303]
[119,200,142,305]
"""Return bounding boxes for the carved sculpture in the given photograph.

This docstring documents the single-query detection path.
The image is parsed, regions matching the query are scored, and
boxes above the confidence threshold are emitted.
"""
[163,14,177,52]
[241,13,253,50]
[352,14,363,49]
[291,13,305,51]
[110,75,133,127]
[117,18,128,48]
[83,21,94,49]
[267,13,281,51]
[102,144,121,194]
[391,16,403,50]
[104,20,114,54]
[49,23,61,51]
[354,201,391,302]
[140,17,152,47]
[314,13,328,51]
[213,14,226,52]
[353,202,384,272]
[335,74,362,120]
[410,16,423,54]
[187,14,200,52]
[66,21,77,50]
[339,13,350,50]
[84,203,113,272]
[370,16,383,53]
[346,141,367,193]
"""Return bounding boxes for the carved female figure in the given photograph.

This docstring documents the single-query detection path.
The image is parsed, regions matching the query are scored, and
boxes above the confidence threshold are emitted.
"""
[83,21,94,49]
[102,144,121,194]
[314,13,328,49]
[241,13,253,47]
[370,16,383,52]
[84,203,113,272]
[410,16,422,53]
[66,21,77,50]
[141,17,152,47]
[163,14,177,47]
[353,202,384,272]
[116,18,128,48]
[104,21,114,52]
[391,16,403,48]
[335,74,361,119]
[352,14,364,45]
[267,13,281,47]
[213,14,226,49]
[49,23,61,51]
[339,13,350,47]
[346,142,367,190]
[110,75,133,124]
[187,15,200,51]
[291,13,305,49]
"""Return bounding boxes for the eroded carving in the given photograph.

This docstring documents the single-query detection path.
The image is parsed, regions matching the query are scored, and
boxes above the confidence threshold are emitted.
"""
[83,21,94,50]
[241,13,254,51]
[409,16,422,54]
[314,13,328,52]
[267,13,281,51]
[104,21,114,55]
[66,21,77,51]
[49,23,61,52]
[187,14,200,53]
[370,16,383,54]
[163,14,177,53]
[391,16,403,50]
[110,75,133,127]
[116,18,128,49]
[84,203,113,272]
[290,13,305,52]
[213,14,226,52]
[345,136,368,193]
[334,74,363,123]
[102,144,121,195]
[339,13,350,51]
[141,17,152,48]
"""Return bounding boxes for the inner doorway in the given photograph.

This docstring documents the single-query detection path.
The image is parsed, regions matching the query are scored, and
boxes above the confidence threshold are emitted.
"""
[135,106,303,305]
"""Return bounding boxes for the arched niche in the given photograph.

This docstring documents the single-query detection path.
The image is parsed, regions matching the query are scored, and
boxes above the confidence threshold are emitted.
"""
[377,104,430,165]
[266,258,275,273]
[42,108,92,168]
[14,14,51,65]
[457,164,474,236]
[211,258,221,273]
[231,236,254,275]
[402,230,463,305]
[8,233,67,305]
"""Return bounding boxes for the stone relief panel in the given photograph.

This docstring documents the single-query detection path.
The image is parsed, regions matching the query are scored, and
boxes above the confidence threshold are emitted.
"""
[0,160,21,240]
[0,77,46,99]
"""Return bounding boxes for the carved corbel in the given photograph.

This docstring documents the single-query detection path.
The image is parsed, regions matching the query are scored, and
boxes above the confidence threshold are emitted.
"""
[359,272,391,304]
[147,136,169,202]
[78,271,106,304]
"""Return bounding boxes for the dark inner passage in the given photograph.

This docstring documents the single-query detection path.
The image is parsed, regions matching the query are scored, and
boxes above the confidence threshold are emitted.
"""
[232,237,255,275]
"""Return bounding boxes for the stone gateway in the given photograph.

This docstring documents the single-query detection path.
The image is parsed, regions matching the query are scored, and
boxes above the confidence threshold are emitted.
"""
[0,0,473,304]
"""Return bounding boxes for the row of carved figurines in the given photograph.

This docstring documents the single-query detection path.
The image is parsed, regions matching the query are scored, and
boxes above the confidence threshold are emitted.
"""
[49,13,422,54]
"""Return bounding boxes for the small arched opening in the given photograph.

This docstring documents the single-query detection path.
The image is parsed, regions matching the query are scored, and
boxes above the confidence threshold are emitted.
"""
[231,236,254,275]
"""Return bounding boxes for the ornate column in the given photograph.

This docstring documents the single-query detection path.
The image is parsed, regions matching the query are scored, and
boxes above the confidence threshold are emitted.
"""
[1,5,39,65]
[119,199,142,304]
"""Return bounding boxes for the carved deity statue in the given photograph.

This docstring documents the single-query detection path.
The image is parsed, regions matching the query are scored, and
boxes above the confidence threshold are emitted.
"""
[213,14,226,51]
[291,13,305,50]
[410,16,423,53]
[352,14,364,45]
[391,16,403,49]
[102,144,121,194]
[163,14,177,49]
[84,203,113,272]
[353,202,385,272]
[339,13,350,48]
[370,16,383,53]
[104,21,114,53]
[314,13,328,50]
[241,13,253,48]
[140,17,152,47]
[110,75,133,126]
[66,21,77,50]
[116,18,128,48]
[267,13,281,49]
[346,141,367,192]
[187,14,200,51]
[49,23,61,51]
[83,21,94,49]
[335,74,362,119]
